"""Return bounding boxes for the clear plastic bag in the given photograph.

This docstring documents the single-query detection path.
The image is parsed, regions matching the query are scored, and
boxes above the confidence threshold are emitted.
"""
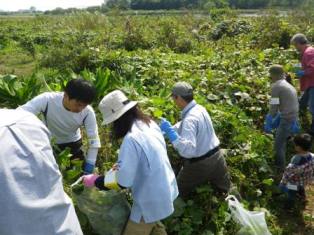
[72,186,131,235]
[226,195,272,235]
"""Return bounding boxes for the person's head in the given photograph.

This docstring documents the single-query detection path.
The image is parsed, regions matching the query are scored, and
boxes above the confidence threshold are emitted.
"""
[63,78,96,113]
[291,33,309,52]
[171,82,194,109]
[294,133,312,153]
[98,90,151,139]
[269,65,285,83]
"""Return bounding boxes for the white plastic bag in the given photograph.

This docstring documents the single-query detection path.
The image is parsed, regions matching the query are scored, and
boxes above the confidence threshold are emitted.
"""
[226,195,272,235]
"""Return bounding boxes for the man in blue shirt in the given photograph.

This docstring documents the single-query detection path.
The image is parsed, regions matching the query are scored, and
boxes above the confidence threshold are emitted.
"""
[0,109,83,235]
[160,82,231,198]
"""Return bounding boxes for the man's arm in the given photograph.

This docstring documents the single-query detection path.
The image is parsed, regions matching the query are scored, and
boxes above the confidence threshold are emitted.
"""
[83,108,101,173]
[269,85,280,117]
[18,93,49,115]
[172,118,198,158]
[304,53,314,76]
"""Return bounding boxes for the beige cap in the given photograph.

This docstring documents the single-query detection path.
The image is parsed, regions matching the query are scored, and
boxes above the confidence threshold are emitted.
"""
[98,90,137,125]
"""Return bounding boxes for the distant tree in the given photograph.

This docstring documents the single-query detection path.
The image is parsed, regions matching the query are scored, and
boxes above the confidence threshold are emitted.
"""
[30,6,36,12]
[103,0,130,10]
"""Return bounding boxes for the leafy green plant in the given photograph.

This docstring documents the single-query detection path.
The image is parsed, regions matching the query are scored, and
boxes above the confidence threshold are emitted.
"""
[0,74,43,108]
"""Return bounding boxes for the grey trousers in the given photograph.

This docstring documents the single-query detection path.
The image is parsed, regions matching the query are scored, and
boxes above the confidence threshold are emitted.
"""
[177,150,231,198]
[274,119,293,170]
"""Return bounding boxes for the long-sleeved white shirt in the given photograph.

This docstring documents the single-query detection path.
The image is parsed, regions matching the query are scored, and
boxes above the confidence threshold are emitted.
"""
[18,92,100,164]
[0,109,83,235]
[173,100,220,159]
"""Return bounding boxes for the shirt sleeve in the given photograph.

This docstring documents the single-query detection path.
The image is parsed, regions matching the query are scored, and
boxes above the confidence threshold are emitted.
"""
[116,136,140,188]
[173,121,181,132]
[83,108,101,164]
[85,148,99,165]
[18,93,49,115]
[172,117,198,158]
[269,85,280,117]
[304,52,314,76]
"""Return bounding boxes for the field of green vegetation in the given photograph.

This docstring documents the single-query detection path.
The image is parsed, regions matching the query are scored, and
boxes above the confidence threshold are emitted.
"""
[1,9,314,234]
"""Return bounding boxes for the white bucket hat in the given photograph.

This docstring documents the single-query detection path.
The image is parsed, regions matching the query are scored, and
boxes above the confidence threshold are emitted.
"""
[98,90,138,125]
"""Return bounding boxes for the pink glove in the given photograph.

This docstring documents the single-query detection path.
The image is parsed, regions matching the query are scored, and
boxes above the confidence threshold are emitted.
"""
[83,174,99,188]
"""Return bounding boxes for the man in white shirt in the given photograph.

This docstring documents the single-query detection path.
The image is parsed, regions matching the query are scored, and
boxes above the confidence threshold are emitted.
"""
[160,82,230,198]
[18,78,101,174]
[0,109,83,235]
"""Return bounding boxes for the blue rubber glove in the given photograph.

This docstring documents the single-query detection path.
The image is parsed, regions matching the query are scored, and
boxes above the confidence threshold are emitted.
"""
[160,118,172,133]
[272,114,281,129]
[291,120,300,134]
[279,184,289,193]
[295,70,305,78]
[84,162,95,174]
[264,114,273,133]
[159,118,179,142]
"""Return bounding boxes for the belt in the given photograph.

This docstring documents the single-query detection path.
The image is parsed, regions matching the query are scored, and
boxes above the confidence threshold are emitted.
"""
[186,146,220,164]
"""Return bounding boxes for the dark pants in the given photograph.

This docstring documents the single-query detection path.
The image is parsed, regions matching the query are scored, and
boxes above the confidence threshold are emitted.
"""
[279,184,306,208]
[55,139,85,164]
[274,119,293,170]
[300,87,314,133]
[177,150,231,199]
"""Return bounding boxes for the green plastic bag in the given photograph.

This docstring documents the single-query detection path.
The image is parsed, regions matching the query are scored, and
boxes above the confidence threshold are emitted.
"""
[72,186,130,235]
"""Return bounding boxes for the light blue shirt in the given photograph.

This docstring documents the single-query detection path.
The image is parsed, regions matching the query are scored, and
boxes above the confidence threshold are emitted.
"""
[116,120,178,223]
[0,109,83,235]
[173,100,220,158]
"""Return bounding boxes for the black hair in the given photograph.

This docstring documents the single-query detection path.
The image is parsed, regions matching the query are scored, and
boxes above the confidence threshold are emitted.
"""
[294,133,312,151]
[112,105,151,139]
[64,78,96,104]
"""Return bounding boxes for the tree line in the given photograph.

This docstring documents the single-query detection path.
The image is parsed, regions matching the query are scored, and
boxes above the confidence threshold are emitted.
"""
[103,0,309,10]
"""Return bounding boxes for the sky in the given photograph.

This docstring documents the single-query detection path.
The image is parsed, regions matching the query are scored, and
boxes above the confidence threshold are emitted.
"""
[0,0,104,11]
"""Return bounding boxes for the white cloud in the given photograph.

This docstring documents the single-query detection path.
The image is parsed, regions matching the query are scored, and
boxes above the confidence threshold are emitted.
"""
[0,0,104,11]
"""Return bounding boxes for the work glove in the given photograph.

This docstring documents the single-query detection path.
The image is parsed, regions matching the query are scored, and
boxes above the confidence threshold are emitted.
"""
[291,120,300,134]
[264,114,273,133]
[82,174,99,187]
[83,162,95,174]
[295,70,305,78]
[272,113,281,129]
[160,118,179,142]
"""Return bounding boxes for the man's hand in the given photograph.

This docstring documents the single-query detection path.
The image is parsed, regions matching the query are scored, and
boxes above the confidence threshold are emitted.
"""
[159,118,179,142]
[295,70,305,78]
[272,113,281,129]
[264,114,273,133]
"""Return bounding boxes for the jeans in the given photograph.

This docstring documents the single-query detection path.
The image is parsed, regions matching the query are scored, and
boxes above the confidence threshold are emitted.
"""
[299,87,314,133]
[279,184,305,207]
[274,119,293,170]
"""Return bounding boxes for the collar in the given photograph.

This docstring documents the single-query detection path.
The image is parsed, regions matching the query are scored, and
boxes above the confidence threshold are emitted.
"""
[181,100,197,119]
[272,78,284,85]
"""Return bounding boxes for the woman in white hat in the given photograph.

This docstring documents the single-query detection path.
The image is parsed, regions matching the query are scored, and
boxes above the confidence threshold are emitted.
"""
[83,90,178,235]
